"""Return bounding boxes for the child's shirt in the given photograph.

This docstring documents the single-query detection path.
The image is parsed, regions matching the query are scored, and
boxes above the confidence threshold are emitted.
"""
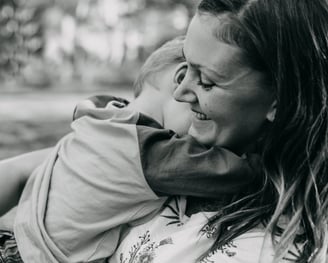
[14,100,259,263]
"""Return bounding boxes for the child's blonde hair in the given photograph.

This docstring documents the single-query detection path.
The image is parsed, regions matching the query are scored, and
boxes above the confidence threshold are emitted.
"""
[134,36,185,97]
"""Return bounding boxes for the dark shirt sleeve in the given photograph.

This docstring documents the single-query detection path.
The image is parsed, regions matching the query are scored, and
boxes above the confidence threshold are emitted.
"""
[136,113,262,198]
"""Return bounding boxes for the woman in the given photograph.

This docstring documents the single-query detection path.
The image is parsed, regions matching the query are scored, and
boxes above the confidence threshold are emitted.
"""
[1,0,327,262]
[108,0,327,262]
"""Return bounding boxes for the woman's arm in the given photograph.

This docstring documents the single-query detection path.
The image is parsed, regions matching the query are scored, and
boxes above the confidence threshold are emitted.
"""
[0,148,51,216]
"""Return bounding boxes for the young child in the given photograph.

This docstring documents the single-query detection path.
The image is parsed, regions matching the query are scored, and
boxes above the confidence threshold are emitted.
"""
[12,37,260,263]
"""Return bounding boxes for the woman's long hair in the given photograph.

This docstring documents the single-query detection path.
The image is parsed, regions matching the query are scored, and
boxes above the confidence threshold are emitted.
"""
[197,0,328,262]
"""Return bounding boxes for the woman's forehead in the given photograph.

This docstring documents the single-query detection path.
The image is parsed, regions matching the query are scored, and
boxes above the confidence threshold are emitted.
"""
[184,14,248,80]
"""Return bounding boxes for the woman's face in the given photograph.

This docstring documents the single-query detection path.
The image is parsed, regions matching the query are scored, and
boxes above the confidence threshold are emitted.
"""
[174,14,275,154]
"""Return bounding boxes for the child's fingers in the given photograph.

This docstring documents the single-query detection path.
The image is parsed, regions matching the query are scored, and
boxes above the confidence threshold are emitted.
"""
[108,101,126,109]
[73,95,130,120]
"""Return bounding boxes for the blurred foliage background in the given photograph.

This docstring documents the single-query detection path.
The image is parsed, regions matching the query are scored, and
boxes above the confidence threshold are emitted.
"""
[0,0,198,159]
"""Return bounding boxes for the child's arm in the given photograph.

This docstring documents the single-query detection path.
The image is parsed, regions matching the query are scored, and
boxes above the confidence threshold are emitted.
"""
[0,148,51,216]
[135,121,261,197]
[74,95,261,198]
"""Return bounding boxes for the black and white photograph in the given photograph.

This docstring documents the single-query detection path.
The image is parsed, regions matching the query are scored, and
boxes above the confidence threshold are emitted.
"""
[0,0,327,262]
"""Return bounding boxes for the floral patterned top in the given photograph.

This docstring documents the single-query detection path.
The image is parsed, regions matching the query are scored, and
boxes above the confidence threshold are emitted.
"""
[109,197,302,263]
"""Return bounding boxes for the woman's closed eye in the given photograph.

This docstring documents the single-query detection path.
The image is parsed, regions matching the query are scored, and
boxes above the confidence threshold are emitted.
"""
[197,74,215,90]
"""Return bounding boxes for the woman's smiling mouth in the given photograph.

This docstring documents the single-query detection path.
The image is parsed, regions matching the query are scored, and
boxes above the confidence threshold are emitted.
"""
[192,109,210,120]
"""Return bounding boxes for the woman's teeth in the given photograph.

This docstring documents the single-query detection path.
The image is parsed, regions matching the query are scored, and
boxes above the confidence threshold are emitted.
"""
[194,111,209,120]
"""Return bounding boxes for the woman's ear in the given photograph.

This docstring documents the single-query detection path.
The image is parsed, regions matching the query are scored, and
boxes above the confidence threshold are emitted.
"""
[266,100,277,122]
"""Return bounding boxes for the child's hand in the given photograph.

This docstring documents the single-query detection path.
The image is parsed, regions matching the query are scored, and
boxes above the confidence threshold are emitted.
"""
[73,95,129,120]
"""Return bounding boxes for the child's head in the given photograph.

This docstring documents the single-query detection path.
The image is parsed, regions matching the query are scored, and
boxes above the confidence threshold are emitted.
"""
[134,36,191,135]
[134,36,186,97]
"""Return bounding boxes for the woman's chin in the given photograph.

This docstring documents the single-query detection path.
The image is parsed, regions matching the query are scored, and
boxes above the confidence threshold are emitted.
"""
[188,124,217,147]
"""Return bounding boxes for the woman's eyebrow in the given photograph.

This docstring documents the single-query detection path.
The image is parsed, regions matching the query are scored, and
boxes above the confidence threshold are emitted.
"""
[182,47,227,80]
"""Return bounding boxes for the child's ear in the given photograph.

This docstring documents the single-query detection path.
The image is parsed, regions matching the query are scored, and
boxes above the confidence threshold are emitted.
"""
[266,100,277,122]
[173,62,187,85]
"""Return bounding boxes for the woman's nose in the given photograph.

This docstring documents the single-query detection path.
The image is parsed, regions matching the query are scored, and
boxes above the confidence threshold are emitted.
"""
[173,73,197,103]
